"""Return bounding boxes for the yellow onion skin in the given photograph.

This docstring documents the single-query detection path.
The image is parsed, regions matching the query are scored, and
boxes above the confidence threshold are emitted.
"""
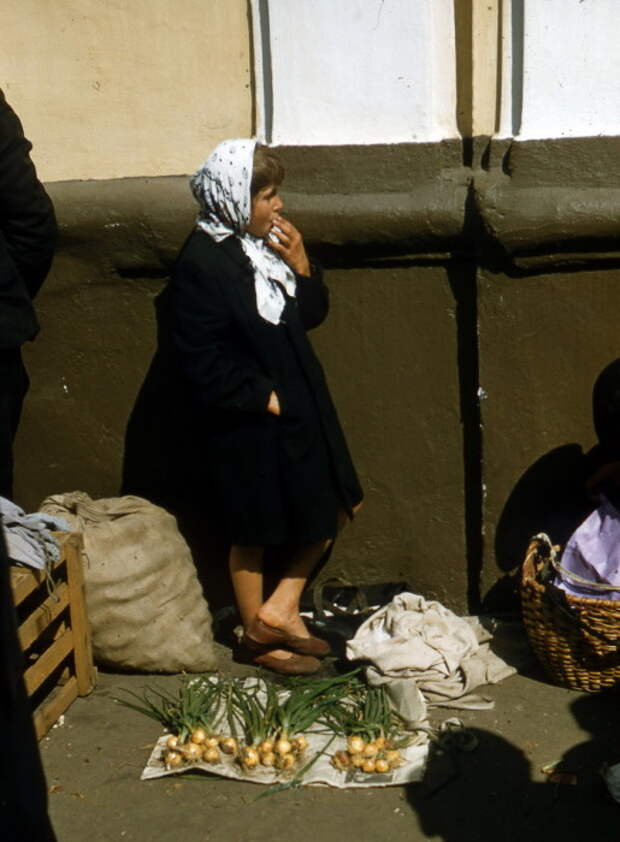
[374,736,386,750]
[362,759,376,773]
[277,753,296,771]
[191,728,207,744]
[202,747,220,764]
[347,736,365,755]
[375,758,390,773]
[258,739,275,754]
[350,754,365,768]
[275,739,292,756]
[220,737,238,755]
[241,747,259,769]
[363,743,379,758]
[260,751,276,767]
[331,750,351,771]
[165,735,179,751]
[292,735,308,753]
[386,750,402,768]
[204,736,220,749]
[183,742,203,762]
[164,751,183,769]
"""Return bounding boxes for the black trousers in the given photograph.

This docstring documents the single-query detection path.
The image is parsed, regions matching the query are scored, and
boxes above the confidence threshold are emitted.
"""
[0,522,57,841]
[0,348,29,500]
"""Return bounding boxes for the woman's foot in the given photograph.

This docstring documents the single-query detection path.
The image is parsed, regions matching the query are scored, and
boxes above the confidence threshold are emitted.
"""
[258,605,311,638]
[244,616,330,658]
[253,648,321,675]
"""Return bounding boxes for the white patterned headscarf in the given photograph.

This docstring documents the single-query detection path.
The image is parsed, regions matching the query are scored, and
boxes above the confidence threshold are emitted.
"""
[190,138,296,325]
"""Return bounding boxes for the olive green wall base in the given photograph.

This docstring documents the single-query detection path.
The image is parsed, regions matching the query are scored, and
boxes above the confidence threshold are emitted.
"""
[478,267,620,601]
[14,134,620,612]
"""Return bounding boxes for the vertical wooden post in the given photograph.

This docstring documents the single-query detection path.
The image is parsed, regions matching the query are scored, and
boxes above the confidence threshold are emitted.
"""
[62,533,96,696]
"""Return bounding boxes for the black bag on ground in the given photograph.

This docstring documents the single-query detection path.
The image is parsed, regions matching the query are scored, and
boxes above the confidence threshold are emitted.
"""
[301,579,412,656]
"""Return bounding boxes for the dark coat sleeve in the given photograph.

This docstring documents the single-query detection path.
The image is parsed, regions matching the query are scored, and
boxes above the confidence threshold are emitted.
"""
[0,90,57,299]
[171,251,275,413]
[295,263,329,330]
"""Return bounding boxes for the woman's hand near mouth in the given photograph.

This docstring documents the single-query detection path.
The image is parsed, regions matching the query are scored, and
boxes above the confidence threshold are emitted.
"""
[267,215,311,276]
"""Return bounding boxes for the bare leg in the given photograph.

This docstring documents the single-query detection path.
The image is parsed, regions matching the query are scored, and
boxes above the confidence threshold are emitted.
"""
[228,544,298,661]
[258,502,363,636]
[228,545,264,630]
[230,503,362,654]
[258,539,332,637]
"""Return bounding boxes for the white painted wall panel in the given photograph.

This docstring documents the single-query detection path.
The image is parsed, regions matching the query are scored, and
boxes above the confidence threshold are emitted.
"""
[519,0,620,139]
[253,0,458,145]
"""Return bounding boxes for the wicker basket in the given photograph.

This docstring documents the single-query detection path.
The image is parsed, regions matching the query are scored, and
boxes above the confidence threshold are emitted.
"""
[520,535,620,692]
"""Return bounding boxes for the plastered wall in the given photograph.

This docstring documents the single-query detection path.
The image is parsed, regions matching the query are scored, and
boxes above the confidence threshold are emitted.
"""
[1,0,252,181]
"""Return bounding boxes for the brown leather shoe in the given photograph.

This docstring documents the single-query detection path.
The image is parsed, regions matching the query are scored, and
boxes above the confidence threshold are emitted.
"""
[253,651,321,675]
[244,617,331,658]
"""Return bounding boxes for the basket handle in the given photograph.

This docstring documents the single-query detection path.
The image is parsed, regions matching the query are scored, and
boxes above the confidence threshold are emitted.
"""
[526,534,620,648]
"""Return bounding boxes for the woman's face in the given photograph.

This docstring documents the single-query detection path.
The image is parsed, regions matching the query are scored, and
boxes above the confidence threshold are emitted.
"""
[246,184,283,238]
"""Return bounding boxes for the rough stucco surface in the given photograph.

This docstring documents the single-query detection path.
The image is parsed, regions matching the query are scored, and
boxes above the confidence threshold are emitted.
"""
[1,0,252,181]
[310,266,466,608]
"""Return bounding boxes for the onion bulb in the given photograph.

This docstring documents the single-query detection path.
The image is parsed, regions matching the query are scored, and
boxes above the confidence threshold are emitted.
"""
[183,742,203,762]
[190,728,207,744]
[375,758,390,773]
[258,739,274,754]
[350,754,365,768]
[164,750,183,769]
[165,735,179,751]
[292,735,308,753]
[362,759,376,773]
[241,747,259,769]
[363,743,379,758]
[202,747,220,764]
[260,751,276,767]
[220,737,237,755]
[275,739,292,756]
[386,750,402,768]
[374,736,386,750]
[278,753,296,770]
[204,736,219,749]
[331,750,351,771]
[347,736,365,755]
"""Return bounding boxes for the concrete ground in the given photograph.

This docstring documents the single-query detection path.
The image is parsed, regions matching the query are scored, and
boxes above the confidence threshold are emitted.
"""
[39,619,620,842]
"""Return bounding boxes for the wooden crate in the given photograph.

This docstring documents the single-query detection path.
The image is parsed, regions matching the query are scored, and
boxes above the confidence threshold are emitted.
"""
[10,532,96,739]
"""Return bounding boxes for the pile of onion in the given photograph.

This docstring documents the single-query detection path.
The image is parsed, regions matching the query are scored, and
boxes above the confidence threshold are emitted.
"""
[162,729,237,769]
[239,734,308,772]
[331,735,403,774]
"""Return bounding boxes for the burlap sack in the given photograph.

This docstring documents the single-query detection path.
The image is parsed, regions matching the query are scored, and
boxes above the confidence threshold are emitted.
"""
[40,491,217,673]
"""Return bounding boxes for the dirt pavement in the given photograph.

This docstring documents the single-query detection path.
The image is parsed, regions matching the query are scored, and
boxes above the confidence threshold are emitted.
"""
[39,620,620,842]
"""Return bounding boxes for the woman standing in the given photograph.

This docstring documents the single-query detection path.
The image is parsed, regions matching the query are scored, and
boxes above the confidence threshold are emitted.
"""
[169,139,362,674]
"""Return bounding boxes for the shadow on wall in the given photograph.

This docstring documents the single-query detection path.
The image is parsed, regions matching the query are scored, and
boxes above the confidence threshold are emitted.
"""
[486,358,620,610]
[407,688,620,842]
[120,289,233,611]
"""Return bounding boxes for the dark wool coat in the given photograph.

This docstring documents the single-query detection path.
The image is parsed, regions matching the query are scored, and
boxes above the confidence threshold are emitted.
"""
[164,229,362,543]
[0,89,56,349]
[0,89,56,498]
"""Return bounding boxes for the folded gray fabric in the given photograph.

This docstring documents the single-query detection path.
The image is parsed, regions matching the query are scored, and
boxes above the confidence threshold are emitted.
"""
[0,497,71,570]
[347,592,516,711]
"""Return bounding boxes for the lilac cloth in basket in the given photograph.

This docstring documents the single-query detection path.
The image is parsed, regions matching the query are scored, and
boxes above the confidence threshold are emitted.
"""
[555,496,620,600]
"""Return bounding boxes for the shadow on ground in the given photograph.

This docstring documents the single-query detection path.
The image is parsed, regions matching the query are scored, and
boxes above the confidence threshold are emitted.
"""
[407,688,620,842]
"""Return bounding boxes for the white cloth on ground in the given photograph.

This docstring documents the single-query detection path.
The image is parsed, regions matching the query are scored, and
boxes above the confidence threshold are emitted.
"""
[346,592,516,711]
[0,496,70,570]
